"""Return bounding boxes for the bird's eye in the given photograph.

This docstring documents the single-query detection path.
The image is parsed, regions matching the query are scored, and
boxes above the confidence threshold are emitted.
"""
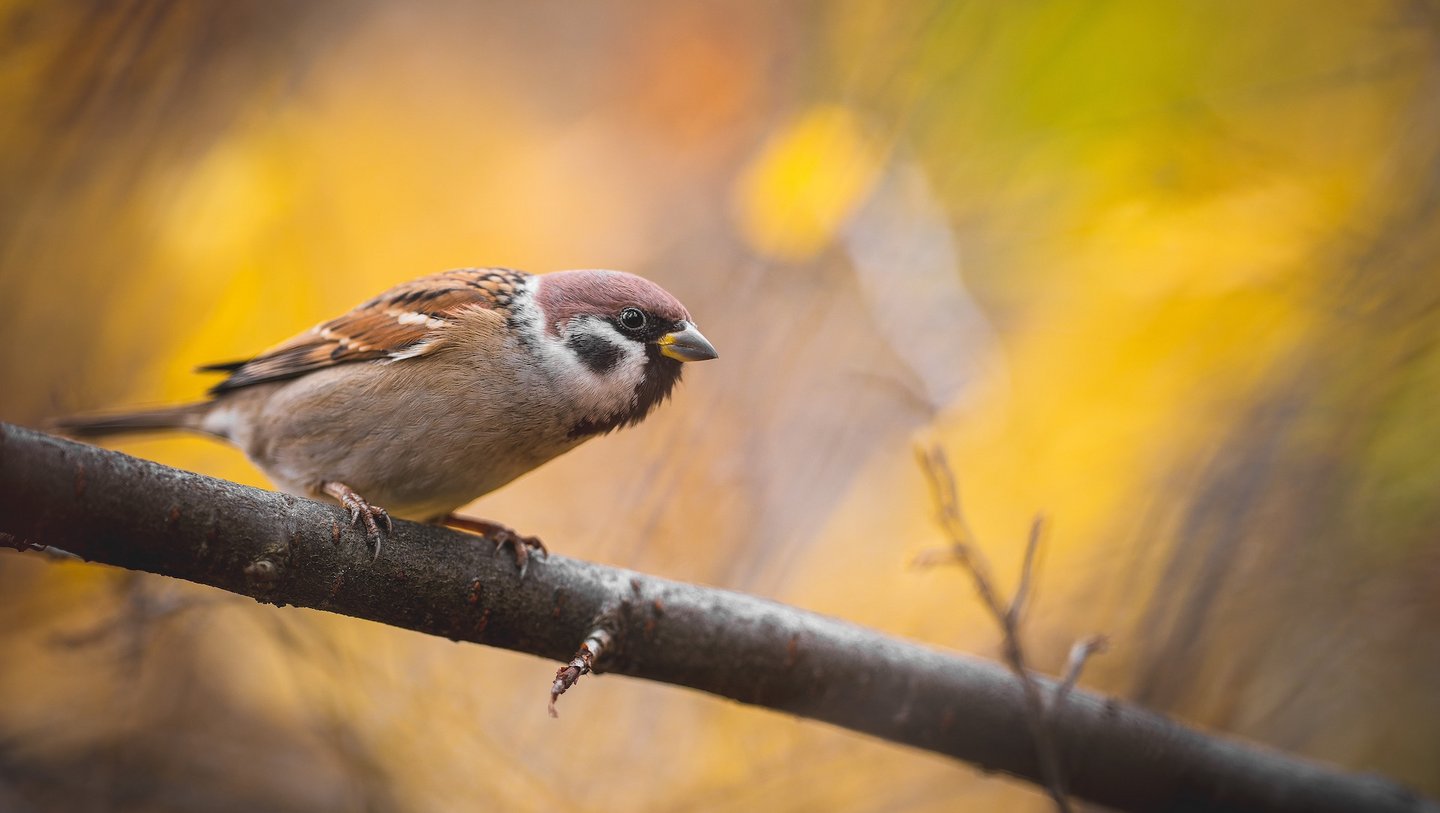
[619,308,647,331]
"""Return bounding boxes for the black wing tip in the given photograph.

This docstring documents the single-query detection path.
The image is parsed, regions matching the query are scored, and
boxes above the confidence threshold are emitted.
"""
[196,360,248,374]
[195,360,250,395]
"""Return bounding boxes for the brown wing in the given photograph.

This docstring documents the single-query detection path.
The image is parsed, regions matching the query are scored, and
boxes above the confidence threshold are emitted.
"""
[201,268,527,394]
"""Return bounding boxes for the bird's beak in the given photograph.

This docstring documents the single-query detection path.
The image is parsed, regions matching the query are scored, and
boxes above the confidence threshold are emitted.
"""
[657,322,719,362]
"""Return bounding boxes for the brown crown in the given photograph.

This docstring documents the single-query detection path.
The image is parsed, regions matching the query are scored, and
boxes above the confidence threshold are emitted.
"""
[535,270,690,335]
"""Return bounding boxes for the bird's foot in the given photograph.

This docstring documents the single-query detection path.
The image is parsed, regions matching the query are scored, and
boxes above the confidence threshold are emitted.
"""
[440,514,547,578]
[322,481,391,561]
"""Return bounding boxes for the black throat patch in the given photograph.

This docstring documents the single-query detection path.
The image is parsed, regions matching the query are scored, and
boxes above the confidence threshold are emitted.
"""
[568,346,684,439]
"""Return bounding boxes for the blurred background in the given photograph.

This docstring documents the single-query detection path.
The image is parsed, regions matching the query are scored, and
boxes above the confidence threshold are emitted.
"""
[2,1,1439,810]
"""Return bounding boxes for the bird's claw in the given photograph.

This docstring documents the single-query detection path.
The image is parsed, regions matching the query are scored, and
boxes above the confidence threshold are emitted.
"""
[325,482,390,562]
[490,529,547,579]
[438,514,546,579]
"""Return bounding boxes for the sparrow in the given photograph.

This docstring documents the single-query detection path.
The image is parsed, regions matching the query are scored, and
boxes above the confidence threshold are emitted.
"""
[56,267,718,572]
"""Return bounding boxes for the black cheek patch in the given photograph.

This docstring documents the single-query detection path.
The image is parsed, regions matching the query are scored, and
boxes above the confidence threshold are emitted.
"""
[567,333,623,374]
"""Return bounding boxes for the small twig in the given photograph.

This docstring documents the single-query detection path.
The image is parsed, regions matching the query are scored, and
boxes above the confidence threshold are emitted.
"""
[1055,634,1111,712]
[549,627,612,718]
[1,531,40,552]
[913,447,1003,610]
[1007,516,1044,627]
[0,531,80,561]
[915,443,1107,813]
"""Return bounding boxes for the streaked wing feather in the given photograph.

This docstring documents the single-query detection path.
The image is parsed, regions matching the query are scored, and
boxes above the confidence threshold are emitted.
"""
[202,268,526,394]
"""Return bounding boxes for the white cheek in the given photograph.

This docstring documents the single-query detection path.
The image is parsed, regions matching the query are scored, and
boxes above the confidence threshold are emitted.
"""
[562,319,647,402]
[515,303,646,420]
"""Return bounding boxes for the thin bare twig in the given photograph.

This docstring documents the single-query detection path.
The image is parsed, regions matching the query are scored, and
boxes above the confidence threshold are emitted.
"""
[915,443,1109,813]
[1056,635,1112,712]
[0,531,80,561]
[1007,517,1044,628]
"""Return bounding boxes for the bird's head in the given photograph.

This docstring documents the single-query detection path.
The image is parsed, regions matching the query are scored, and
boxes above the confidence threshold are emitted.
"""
[532,269,717,437]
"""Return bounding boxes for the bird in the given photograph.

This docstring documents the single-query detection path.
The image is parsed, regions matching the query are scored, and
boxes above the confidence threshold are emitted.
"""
[55,267,718,573]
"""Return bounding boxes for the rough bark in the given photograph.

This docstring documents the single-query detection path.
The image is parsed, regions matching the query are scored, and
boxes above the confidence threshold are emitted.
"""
[0,422,1432,813]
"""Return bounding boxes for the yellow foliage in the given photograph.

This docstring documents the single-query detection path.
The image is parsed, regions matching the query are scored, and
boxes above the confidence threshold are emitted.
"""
[734,105,885,261]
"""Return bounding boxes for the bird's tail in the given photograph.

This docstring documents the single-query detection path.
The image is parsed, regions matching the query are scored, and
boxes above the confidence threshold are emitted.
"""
[51,402,212,439]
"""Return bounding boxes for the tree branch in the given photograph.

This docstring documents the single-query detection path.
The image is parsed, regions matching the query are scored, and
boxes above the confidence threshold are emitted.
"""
[0,423,1433,813]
